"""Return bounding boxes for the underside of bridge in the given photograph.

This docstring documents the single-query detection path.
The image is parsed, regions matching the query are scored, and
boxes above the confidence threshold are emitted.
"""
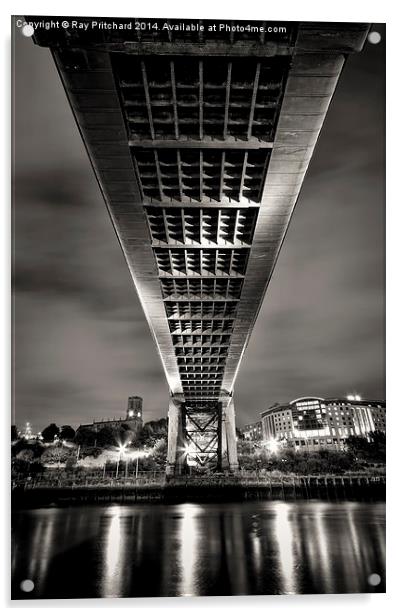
[31,18,369,474]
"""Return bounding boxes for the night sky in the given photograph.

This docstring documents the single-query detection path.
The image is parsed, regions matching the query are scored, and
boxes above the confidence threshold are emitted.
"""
[13,22,385,431]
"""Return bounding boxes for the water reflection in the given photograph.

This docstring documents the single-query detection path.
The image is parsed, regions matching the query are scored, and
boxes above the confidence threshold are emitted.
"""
[12,500,385,599]
[274,502,298,594]
[178,504,201,596]
[102,506,126,597]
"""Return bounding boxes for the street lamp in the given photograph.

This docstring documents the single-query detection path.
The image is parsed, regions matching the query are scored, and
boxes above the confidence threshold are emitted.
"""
[265,438,279,455]
[127,450,148,481]
[134,452,140,480]
[116,444,127,478]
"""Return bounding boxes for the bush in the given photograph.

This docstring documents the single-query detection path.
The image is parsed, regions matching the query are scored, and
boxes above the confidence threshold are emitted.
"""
[16,449,34,463]
[41,445,71,466]
[12,457,44,477]
[65,455,77,470]
[79,446,103,459]
[238,446,357,474]
[12,440,44,459]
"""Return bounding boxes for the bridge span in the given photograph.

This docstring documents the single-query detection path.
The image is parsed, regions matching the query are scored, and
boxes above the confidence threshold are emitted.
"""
[31,18,369,474]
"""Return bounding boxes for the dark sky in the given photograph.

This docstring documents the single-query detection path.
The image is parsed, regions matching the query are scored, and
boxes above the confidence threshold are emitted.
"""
[13,22,385,431]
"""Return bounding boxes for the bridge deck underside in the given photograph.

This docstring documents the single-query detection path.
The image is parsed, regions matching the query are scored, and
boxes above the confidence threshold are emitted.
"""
[111,52,291,403]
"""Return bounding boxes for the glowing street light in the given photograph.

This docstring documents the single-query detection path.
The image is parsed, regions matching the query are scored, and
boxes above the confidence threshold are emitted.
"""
[116,444,128,478]
[264,438,280,455]
[181,444,198,471]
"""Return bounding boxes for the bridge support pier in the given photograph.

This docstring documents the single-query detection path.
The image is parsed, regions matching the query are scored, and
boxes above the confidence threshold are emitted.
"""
[222,398,239,472]
[166,395,239,475]
[166,397,181,477]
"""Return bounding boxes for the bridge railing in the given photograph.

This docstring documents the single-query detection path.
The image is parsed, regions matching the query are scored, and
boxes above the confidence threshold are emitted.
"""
[13,469,166,490]
[12,472,385,491]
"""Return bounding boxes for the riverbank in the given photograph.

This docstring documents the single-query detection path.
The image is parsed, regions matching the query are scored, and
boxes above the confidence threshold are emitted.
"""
[12,474,385,507]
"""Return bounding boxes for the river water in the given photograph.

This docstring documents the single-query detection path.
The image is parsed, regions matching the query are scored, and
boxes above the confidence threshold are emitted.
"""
[12,500,385,599]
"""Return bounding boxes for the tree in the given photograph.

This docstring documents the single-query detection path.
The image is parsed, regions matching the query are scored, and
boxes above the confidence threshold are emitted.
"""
[344,435,370,458]
[345,431,385,463]
[138,419,168,446]
[59,425,76,441]
[41,423,60,443]
[96,426,120,448]
[236,427,244,441]
[138,423,154,446]
[74,426,97,447]
[152,438,167,468]
[11,425,19,441]
[119,425,138,446]
[368,430,386,461]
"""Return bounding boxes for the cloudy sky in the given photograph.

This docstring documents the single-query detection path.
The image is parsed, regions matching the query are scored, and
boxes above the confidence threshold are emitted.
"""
[13,22,385,431]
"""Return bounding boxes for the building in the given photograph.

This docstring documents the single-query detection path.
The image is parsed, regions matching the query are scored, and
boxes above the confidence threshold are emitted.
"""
[126,396,143,420]
[79,396,143,434]
[20,422,33,440]
[261,397,386,451]
[243,421,263,442]
[18,422,34,441]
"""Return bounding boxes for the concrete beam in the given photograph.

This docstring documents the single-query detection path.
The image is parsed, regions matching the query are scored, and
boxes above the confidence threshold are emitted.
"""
[221,42,358,392]
[52,50,184,396]
[128,139,274,149]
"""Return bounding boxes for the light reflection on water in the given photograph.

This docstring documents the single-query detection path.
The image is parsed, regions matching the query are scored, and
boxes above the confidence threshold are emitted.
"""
[178,503,200,597]
[12,500,385,599]
[274,502,298,594]
[102,506,126,598]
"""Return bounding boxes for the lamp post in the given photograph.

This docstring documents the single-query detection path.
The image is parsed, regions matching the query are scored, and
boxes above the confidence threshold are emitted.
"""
[116,444,127,479]
[135,453,139,480]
